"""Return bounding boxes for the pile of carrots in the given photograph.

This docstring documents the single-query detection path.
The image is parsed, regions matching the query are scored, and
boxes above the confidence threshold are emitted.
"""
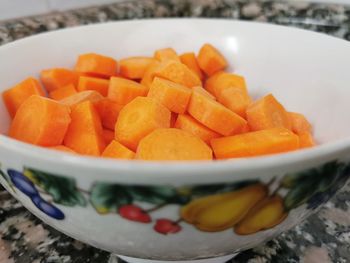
[2,44,315,161]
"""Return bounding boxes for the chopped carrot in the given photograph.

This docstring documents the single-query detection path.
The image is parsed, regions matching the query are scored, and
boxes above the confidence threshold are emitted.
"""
[148,77,192,114]
[175,114,220,144]
[77,76,109,96]
[102,140,135,159]
[119,57,155,79]
[9,95,71,146]
[298,131,315,148]
[136,128,212,161]
[108,77,148,105]
[197,43,228,76]
[49,84,77,100]
[179,52,204,80]
[154,48,180,62]
[192,86,216,100]
[60,90,103,108]
[94,98,123,130]
[115,97,171,151]
[211,128,299,159]
[75,53,117,78]
[204,71,224,95]
[64,101,106,156]
[170,112,178,128]
[47,145,76,154]
[246,94,292,131]
[154,60,202,88]
[188,88,247,136]
[102,129,115,145]
[2,77,45,118]
[140,61,161,89]
[289,112,312,134]
[40,68,79,92]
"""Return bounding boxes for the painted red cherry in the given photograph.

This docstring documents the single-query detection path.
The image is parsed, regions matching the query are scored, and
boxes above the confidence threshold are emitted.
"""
[119,205,151,223]
[154,219,182,235]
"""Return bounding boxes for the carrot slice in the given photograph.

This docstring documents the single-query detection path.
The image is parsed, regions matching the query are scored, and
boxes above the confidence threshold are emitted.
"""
[115,97,171,151]
[77,76,109,96]
[212,73,251,118]
[94,98,123,130]
[175,114,220,144]
[211,128,299,159]
[246,94,292,131]
[154,60,202,88]
[102,140,135,159]
[49,84,77,100]
[140,61,161,89]
[136,128,212,161]
[188,88,247,136]
[102,129,115,145]
[75,53,117,78]
[9,95,71,146]
[47,145,76,154]
[299,131,315,148]
[108,77,148,105]
[154,48,180,62]
[119,57,155,79]
[179,52,204,80]
[192,86,216,100]
[197,44,228,76]
[64,101,106,156]
[2,77,45,118]
[148,77,192,114]
[60,90,103,108]
[204,71,224,96]
[40,68,79,92]
[289,112,312,134]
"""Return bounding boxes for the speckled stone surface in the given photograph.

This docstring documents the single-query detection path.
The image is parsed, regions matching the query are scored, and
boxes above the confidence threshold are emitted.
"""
[0,1,350,262]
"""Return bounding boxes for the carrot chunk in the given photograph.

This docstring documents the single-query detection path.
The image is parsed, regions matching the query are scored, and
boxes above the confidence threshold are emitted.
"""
[299,131,315,148]
[60,90,103,108]
[246,94,292,131]
[180,52,204,80]
[289,112,312,134]
[9,95,71,146]
[119,57,155,79]
[3,77,45,118]
[49,84,77,100]
[102,129,115,145]
[115,97,171,151]
[64,101,106,156]
[40,68,79,92]
[75,53,117,77]
[170,112,178,128]
[47,145,76,154]
[204,71,224,96]
[108,77,147,105]
[148,77,192,114]
[77,76,109,96]
[102,140,135,159]
[136,128,212,161]
[192,86,216,100]
[188,88,247,136]
[140,61,161,89]
[154,48,180,62]
[197,44,228,76]
[94,98,123,130]
[211,128,299,159]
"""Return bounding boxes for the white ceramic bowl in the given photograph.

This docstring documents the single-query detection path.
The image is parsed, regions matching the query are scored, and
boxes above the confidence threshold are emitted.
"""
[1,19,350,263]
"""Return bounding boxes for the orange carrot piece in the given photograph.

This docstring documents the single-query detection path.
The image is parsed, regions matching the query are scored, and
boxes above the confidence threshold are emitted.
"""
[154,60,202,88]
[289,112,312,134]
[9,95,71,146]
[188,88,247,136]
[75,53,117,78]
[60,90,103,108]
[102,140,135,159]
[197,43,228,76]
[179,52,204,80]
[47,145,76,154]
[115,97,171,151]
[77,76,109,96]
[211,128,299,159]
[175,114,220,144]
[64,101,106,156]
[136,128,212,161]
[94,98,123,130]
[140,61,161,89]
[246,94,292,131]
[170,112,178,128]
[49,84,77,100]
[2,77,45,118]
[120,57,156,79]
[204,71,224,96]
[40,68,79,92]
[154,48,180,62]
[192,86,216,100]
[298,131,315,148]
[212,73,251,118]
[103,129,115,145]
[148,77,192,114]
[108,77,148,105]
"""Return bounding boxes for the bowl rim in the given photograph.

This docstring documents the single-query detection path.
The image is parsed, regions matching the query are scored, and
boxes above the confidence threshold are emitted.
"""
[1,18,350,177]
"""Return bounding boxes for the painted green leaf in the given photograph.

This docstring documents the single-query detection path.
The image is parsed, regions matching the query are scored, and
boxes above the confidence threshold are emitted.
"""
[284,178,317,210]
[317,161,343,192]
[90,183,132,214]
[281,169,318,189]
[24,168,86,207]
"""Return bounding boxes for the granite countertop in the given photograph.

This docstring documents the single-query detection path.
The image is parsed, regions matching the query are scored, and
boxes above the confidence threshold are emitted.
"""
[0,1,350,262]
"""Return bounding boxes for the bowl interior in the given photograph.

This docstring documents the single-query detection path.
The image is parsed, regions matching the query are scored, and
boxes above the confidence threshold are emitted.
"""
[1,19,350,146]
